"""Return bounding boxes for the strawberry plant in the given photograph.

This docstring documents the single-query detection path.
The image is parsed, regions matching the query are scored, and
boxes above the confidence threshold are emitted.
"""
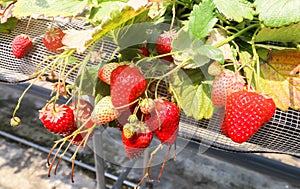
[2,0,300,187]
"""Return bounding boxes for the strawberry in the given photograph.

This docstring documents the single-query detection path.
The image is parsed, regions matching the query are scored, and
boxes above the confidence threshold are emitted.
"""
[122,122,153,159]
[224,91,276,143]
[211,69,245,107]
[98,63,119,85]
[156,30,176,62]
[43,28,65,52]
[146,99,180,145]
[138,46,150,57]
[91,96,120,124]
[11,34,33,58]
[39,103,75,135]
[140,98,154,114]
[110,65,147,109]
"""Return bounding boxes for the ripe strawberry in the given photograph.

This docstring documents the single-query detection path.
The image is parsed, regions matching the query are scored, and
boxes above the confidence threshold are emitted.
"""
[146,99,180,145]
[39,103,75,135]
[138,46,150,57]
[211,69,245,107]
[122,123,153,159]
[156,30,176,62]
[43,28,65,52]
[98,63,119,85]
[70,99,94,129]
[91,96,120,124]
[224,91,276,143]
[11,34,33,58]
[110,65,147,109]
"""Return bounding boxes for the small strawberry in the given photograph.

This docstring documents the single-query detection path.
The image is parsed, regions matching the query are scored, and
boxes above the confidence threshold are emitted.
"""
[138,46,150,57]
[11,34,33,58]
[211,69,245,107]
[225,91,276,143]
[122,122,153,159]
[156,30,176,62]
[70,99,94,129]
[110,65,147,109]
[39,103,75,135]
[140,98,154,114]
[43,28,65,52]
[91,96,120,124]
[98,63,119,85]
[146,99,180,145]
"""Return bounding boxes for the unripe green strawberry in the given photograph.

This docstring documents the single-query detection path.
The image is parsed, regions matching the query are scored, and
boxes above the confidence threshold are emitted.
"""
[91,96,120,124]
[98,63,119,85]
[39,103,75,135]
[11,34,33,58]
[140,98,154,114]
[212,69,245,107]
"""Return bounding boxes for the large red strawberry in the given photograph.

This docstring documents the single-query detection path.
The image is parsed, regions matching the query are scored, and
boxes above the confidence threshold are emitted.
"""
[43,28,65,52]
[146,99,180,145]
[224,91,276,143]
[11,34,33,58]
[122,122,153,159]
[98,63,119,85]
[91,96,120,124]
[212,69,245,107]
[39,103,75,135]
[110,65,147,110]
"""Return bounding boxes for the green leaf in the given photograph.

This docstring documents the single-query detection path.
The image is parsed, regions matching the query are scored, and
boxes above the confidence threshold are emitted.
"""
[170,69,214,120]
[214,0,253,22]
[255,0,300,27]
[188,0,218,40]
[0,17,18,33]
[89,1,125,24]
[13,0,88,17]
[172,27,224,69]
[256,23,300,42]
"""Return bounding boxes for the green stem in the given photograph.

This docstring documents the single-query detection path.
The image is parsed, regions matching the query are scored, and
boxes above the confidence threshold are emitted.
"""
[214,24,261,48]
[251,27,262,90]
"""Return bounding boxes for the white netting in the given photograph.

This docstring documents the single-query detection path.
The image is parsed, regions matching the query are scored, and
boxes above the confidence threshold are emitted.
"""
[1,18,300,156]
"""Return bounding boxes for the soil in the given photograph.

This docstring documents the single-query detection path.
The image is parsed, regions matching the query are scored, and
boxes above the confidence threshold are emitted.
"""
[0,83,300,189]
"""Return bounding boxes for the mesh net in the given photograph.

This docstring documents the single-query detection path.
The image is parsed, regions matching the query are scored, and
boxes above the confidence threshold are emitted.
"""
[1,18,300,156]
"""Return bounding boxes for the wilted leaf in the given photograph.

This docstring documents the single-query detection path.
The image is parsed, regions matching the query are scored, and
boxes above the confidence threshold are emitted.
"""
[256,23,300,42]
[255,0,300,27]
[257,50,300,110]
[214,0,253,22]
[62,29,94,54]
[13,0,88,17]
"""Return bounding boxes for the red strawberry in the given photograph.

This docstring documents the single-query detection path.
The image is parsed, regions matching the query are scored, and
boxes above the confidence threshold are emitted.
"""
[156,30,176,62]
[122,123,153,159]
[98,63,119,85]
[39,103,75,135]
[110,65,147,110]
[91,96,120,124]
[43,28,65,52]
[212,69,245,107]
[138,46,150,57]
[11,34,33,58]
[146,99,180,145]
[70,99,94,129]
[225,91,276,143]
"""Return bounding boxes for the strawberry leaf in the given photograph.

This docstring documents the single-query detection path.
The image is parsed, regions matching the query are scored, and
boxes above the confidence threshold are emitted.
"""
[172,27,224,69]
[256,50,300,111]
[170,69,214,120]
[0,17,18,33]
[256,23,300,42]
[75,64,99,97]
[188,0,218,40]
[13,0,88,17]
[213,0,253,22]
[254,0,300,27]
